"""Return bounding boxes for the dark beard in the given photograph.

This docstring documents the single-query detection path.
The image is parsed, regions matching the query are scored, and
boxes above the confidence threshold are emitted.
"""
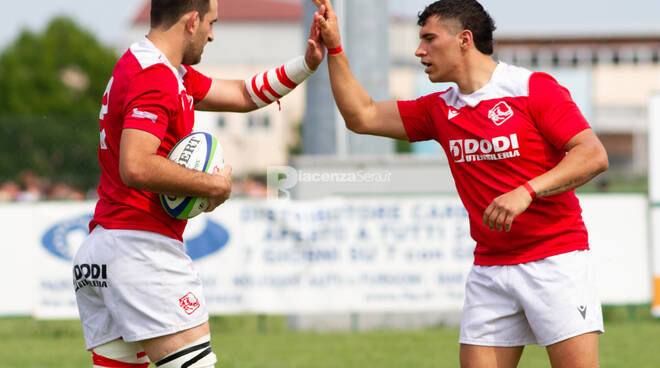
[182,43,202,65]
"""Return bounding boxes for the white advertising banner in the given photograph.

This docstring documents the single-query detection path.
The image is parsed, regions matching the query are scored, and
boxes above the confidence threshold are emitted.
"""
[651,207,660,317]
[648,93,660,317]
[0,194,650,319]
[194,198,473,314]
[580,195,651,305]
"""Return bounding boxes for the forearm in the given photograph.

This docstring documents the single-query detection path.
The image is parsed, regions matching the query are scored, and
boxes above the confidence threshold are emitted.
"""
[195,79,257,113]
[197,55,315,113]
[121,154,229,198]
[527,140,608,198]
[327,53,377,133]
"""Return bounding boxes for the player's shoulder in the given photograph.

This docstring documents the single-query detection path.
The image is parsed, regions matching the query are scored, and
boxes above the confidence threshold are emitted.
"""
[489,62,535,98]
[126,39,181,83]
[128,38,170,70]
[528,70,562,92]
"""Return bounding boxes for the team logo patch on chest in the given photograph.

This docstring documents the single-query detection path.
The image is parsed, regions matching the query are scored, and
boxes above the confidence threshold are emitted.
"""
[488,101,514,126]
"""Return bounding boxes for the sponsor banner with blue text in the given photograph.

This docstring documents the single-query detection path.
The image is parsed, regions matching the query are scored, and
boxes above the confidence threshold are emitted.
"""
[0,195,650,318]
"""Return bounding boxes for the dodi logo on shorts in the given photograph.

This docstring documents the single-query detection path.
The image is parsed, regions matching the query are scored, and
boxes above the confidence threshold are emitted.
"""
[73,263,108,292]
[179,292,201,314]
[42,215,230,261]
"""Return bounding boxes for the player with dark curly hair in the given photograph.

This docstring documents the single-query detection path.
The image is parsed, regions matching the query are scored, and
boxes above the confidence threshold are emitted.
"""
[313,0,608,366]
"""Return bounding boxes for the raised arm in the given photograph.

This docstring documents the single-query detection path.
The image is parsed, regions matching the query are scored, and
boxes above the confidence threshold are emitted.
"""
[313,0,408,140]
[196,17,325,113]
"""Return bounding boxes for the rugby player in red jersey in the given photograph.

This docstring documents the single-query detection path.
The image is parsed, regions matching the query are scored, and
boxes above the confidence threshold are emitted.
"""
[72,1,325,367]
[312,0,608,366]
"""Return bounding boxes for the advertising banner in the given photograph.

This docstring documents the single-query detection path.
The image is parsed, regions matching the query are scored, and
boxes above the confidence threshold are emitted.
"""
[0,195,651,318]
[648,93,660,317]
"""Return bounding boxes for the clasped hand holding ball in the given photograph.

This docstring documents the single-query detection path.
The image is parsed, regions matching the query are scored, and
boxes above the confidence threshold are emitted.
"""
[160,132,224,219]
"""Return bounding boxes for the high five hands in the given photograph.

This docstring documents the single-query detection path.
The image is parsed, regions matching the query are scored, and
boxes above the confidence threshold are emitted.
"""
[311,0,342,50]
[305,7,326,70]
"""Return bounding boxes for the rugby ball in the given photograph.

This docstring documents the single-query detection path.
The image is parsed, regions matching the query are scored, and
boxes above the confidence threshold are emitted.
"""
[160,132,224,219]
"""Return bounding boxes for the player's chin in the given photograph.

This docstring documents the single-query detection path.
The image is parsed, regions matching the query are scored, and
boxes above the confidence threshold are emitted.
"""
[426,72,441,83]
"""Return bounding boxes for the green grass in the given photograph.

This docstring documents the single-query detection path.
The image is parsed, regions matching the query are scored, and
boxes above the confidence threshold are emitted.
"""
[0,306,658,368]
[575,173,647,193]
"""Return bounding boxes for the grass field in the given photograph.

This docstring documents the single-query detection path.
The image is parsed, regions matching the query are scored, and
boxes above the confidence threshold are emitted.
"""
[1,306,658,368]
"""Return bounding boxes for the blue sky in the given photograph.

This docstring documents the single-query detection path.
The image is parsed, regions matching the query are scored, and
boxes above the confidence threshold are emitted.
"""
[2,0,660,52]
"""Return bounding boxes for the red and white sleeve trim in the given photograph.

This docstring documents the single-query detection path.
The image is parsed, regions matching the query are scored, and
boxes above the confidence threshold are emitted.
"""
[245,55,314,108]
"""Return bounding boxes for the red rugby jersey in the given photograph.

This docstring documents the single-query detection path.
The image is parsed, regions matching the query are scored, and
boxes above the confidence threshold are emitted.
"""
[90,38,212,241]
[398,63,590,265]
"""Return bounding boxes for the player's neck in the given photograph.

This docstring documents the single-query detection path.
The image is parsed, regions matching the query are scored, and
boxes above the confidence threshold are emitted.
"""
[146,31,184,69]
[455,54,498,95]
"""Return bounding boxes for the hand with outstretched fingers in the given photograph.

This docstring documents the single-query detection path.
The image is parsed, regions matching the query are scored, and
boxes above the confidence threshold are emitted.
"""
[311,0,342,49]
[304,12,326,70]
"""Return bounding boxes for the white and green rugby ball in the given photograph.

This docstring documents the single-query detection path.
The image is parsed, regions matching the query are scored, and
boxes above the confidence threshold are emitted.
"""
[160,132,224,219]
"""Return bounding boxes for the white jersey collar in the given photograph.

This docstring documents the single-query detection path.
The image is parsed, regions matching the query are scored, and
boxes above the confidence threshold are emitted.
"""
[440,62,532,110]
[130,37,188,92]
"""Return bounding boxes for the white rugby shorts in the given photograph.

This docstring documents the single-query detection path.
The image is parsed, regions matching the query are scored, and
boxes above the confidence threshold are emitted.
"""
[459,250,604,347]
[73,225,208,350]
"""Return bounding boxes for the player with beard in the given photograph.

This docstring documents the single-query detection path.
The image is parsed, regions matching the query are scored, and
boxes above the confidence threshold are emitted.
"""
[72,0,325,367]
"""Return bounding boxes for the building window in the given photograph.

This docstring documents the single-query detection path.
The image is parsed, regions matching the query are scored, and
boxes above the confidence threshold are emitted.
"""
[496,43,660,68]
[247,115,271,130]
[217,116,226,130]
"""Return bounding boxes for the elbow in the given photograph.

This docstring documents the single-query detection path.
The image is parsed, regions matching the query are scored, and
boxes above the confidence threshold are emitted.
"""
[596,145,609,174]
[119,162,148,189]
[345,117,370,135]
[347,123,367,135]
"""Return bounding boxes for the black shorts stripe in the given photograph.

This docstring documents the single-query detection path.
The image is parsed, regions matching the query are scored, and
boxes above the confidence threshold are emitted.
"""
[155,341,211,366]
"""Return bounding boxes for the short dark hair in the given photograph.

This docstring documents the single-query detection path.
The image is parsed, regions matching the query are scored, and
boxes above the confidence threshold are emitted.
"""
[150,0,211,29]
[417,0,496,55]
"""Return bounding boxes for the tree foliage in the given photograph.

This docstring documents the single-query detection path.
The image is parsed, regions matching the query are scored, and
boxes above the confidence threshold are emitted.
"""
[0,17,117,189]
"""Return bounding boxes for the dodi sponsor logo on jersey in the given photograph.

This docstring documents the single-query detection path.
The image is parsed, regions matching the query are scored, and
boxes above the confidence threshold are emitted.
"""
[42,215,230,262]
[449,134,520,163]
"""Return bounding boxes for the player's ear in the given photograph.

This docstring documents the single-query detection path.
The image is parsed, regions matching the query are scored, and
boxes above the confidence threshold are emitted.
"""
[184,11,200,34]
[458,29,474,50]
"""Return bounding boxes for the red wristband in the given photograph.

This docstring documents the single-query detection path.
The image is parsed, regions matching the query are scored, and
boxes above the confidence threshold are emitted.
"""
[328,45,343,55]
[523,182,536,199]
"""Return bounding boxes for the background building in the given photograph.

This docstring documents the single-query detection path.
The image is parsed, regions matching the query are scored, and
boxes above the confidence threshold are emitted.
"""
[130,0,660,181]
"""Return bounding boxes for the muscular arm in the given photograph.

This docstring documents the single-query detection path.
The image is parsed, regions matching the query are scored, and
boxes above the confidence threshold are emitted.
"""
[530,129,608,197]
[314,0,408,140]
[483,129,608,231]
[119,128,231,199]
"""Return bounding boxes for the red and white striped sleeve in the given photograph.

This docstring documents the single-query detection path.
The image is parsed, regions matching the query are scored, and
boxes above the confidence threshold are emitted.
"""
[245,55,315,108]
